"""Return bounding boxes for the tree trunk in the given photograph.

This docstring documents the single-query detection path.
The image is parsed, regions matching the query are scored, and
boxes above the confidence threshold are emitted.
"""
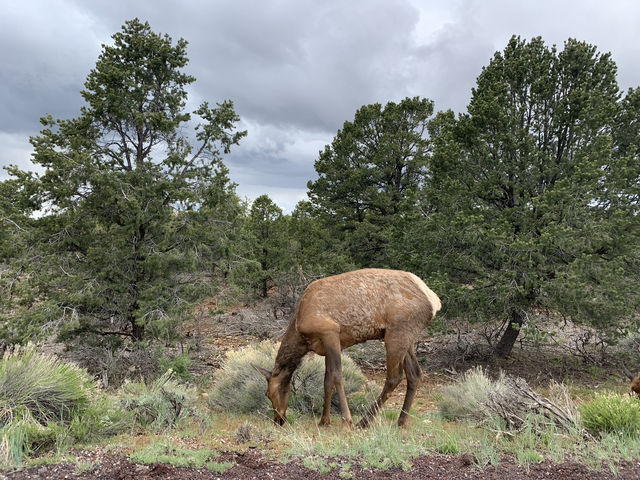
[494,310,525,358]
[131,319,144,341]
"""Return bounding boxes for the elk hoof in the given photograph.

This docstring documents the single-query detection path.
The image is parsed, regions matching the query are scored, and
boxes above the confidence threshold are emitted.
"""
[318,417,331,427]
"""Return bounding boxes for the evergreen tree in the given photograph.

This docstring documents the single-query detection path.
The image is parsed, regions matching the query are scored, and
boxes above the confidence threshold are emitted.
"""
[307,97,434,267]
[4,19,245,344]
[245,194,287,297]
[407,36,638,356]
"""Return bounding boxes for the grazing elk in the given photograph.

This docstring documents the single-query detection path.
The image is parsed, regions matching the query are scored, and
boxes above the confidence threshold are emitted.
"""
[254,268,441,428]
[632,375,640,399]
[621,364,640,399]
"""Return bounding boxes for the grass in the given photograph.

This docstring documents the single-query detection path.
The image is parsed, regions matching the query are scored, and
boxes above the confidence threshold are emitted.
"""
[0,346,130,468]
[132,441,199,467]
[8,390,640,475]
[580,392,640,437]
[130,437,234,472]
[4,344,640,475]
[0,345,94,425]
[119,370,200,431]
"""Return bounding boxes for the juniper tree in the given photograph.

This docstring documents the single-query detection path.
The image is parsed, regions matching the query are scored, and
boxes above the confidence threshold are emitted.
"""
[5,19,245,343]
[407,36,639,356]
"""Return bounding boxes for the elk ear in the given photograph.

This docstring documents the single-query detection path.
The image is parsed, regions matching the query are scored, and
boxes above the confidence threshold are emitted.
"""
[252,364,272,380]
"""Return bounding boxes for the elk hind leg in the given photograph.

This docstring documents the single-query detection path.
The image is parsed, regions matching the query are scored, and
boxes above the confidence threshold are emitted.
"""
[357,343,405,429]
[398,348,421,427]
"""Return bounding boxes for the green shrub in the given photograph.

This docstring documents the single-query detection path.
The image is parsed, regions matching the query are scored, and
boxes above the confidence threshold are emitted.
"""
[438,367,507,423]
[580,393,640,437]
[291,351,367,414]
[208,340,276,414]
[209,340,371,416]
[159,353,192,382]
[0,411,45,467]
[119,370,199,431]
[438,367,577,433]
[0,345,94,426]
[0,346,130,468]
[68,395,133,442]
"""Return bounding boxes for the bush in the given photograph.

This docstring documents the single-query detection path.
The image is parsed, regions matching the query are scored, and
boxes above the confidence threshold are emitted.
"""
[209,340,371,417]
[0,346,128,468]
[0,345,94,426]
[580,393,640,437]
[438,367,578,432]
[159,352,192,382]
[119,370,199,431]
[438,367,505,424]
[68,343,162,389]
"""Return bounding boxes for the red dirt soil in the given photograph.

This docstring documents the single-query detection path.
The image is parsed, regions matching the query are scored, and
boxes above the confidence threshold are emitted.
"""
[5,449,640,480]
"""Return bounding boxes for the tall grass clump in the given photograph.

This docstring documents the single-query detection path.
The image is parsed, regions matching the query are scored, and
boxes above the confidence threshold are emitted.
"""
[0,345,94,425]
[209,340,370,417]
[580,392,640,437]
[438,367,507,424]
[209,341,276,414]
[0,345,108,467]
[119,370,199,431]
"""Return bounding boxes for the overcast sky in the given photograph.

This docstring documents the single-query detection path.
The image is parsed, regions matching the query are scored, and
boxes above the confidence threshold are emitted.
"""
[2,1,639,212]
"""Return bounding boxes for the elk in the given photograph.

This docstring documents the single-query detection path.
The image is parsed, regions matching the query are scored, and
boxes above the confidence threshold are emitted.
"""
[254,268,441,428]
[621,364,640,399]
[632,376,640,399]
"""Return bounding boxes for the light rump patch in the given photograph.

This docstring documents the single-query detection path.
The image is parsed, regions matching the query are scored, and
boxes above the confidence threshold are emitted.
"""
[407,272,442,313]
[260,268,442,428]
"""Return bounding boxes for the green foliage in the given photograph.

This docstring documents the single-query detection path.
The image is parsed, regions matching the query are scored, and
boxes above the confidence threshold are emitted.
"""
[130,439,229,470]
[4,18,245,345]
[404,35,639,356]
[209,341,370,417]
[434,433,461,454]
[0,346,94,425]
[307,97,434,268]
[0,346,128,468]
[438,367,578,434]
[580,393,640,437]
[438,367,507,424]
[284,418,422,471]
[241,194,289,297]
[208,340,276,414]
[290,349,369,415]
[119,370,199,431]
[287,200,355,275]
[158,352,191,382]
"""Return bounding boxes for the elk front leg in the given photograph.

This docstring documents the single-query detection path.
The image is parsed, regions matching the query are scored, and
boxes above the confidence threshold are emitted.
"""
[319,337,352,428]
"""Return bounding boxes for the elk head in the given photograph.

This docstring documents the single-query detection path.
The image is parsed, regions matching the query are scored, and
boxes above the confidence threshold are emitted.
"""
[253,365,291,425]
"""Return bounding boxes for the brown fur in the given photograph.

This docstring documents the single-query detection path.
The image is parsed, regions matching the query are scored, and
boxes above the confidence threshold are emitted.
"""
[256,268,441,428]
[631,376,640,399]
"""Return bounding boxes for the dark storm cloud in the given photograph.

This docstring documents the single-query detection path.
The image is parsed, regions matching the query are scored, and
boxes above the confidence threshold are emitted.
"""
[2,0,640,211]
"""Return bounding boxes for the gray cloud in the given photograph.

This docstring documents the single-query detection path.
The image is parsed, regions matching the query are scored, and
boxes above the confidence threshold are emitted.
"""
[2,0,640,211]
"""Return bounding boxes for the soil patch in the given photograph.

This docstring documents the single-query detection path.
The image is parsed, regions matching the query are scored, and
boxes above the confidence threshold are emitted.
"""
[5,450,640,480]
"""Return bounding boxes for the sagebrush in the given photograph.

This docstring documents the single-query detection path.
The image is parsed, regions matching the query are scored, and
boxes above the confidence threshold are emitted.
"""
[209,340,371,417]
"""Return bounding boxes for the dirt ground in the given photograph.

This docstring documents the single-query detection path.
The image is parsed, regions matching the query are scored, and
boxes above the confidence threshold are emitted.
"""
[5,449,640,480]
